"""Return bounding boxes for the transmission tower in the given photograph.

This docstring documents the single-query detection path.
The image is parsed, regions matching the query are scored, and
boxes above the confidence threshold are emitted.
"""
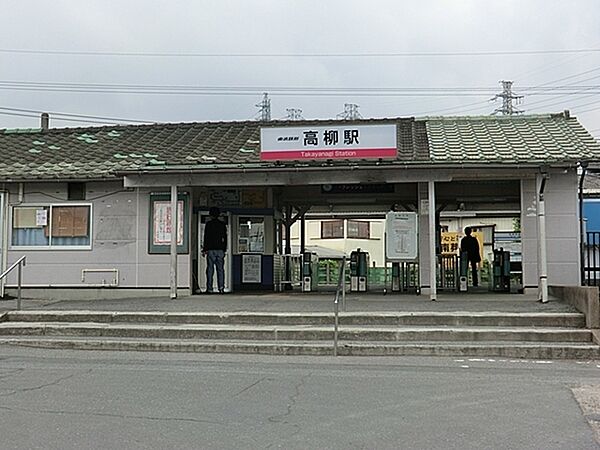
[285,108,303,120]
[255,93,271,121]
[337,103,362,120]
[491,80,524,115]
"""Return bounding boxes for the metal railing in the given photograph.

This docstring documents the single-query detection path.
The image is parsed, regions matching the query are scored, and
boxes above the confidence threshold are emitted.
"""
[0,256,26,310]
[274,253,303,291]
[333,256,347,357]
[584,232,600,286]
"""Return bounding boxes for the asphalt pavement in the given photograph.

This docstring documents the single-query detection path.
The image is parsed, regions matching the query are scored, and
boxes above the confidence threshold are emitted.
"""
[0,347,598,449]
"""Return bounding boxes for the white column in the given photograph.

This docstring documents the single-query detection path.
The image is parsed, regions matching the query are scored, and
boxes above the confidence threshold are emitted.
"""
[537,174,548,303]
[428,180,437,301]
[170,184,178,299]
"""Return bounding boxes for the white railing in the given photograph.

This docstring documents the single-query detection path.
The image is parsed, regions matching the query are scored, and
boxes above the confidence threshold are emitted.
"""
[333,257,347,357]
[0,256,26,310]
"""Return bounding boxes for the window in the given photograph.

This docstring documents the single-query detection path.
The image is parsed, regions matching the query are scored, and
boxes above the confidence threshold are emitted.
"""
[321,220,344,239]
[238,217,264,252]
[68,183,86,200]
[12,204,91,248]
[347,220,370,239]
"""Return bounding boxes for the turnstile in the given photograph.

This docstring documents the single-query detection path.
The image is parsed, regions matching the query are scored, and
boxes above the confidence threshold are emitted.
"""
[350,249,369,292]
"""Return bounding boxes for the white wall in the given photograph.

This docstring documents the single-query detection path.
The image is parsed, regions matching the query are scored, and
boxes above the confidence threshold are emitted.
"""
[5,181,190,288]
[521,170,580,289]
[290,219,386,265]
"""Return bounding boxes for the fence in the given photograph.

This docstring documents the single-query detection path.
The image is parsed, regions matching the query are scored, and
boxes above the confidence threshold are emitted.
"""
[584,231,600,286]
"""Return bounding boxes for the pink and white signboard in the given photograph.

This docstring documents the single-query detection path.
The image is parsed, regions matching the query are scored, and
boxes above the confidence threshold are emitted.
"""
[260,124,397,161]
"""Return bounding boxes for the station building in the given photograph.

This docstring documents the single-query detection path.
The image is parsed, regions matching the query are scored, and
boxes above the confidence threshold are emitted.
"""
[0,112,598,301]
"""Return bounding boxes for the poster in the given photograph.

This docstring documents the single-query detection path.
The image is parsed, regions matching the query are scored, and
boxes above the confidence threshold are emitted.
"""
[242,254,262,283]
[36,209,48,226]
[153,200,184,245]
[385,211,418,261]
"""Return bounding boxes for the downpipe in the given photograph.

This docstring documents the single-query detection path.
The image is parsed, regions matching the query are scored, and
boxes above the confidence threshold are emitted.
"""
[578,162,588,286]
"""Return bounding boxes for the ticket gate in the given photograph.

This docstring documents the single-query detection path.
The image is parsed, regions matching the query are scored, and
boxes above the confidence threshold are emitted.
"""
[350,249,369,292]
[301,252,318,292]
[459,251,469,292]
[391,262,401,292]
[492,248,511,292]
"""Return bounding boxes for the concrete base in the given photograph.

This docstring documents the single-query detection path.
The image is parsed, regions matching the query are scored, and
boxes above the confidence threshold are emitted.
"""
[3,287,192,301]
[549,285,600,329]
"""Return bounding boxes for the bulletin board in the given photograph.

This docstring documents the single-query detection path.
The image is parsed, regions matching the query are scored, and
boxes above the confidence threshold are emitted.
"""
[148,193,189,254]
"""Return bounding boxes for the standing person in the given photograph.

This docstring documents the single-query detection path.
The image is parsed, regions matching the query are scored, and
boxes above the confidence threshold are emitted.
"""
[202,207,227,293]
[460,227,481,287]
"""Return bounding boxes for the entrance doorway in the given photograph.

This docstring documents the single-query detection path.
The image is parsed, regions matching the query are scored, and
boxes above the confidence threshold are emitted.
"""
[197,211,233,293]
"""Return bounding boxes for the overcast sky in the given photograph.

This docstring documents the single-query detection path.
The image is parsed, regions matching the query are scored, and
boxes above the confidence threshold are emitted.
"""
[1,0,599,138]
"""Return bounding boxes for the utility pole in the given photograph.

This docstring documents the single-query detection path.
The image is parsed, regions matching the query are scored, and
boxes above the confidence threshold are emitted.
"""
[492,80,524,115]
[285,108,303,120]
[337,103,362,120]
[256,93,271,121]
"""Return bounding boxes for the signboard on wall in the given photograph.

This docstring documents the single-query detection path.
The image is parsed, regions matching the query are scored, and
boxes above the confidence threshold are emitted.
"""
[260,124,397,161]
[385,211,418,261]
[242,254,262,283]
[153,201,184,245]
[441,232,459,255]
[148,193,189,254]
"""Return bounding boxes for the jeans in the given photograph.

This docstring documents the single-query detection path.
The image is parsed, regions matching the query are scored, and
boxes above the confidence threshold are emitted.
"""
[206,250,225,292]
[469,260,479,287]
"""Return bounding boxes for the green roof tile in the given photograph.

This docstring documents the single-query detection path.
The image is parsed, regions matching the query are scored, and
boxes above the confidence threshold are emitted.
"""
[0,115,598,180]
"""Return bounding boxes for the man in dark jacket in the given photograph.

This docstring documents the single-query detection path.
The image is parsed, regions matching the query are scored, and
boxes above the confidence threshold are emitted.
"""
[460,227,481,287]
[202,207,227,293]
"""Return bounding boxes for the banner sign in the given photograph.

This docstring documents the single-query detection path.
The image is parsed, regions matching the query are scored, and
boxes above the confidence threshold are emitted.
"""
[260,124,397,161]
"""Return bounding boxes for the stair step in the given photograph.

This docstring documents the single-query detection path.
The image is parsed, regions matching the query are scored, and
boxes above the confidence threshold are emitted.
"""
[1,310,587,328]
[0,322,593,343]
[1,336,598,359]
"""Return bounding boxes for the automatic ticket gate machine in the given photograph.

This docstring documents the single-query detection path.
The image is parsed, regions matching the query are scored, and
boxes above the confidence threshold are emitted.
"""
[350,249,369,292]
[492,248,511,292]
[301,251,319,292]
[459,251,469,292]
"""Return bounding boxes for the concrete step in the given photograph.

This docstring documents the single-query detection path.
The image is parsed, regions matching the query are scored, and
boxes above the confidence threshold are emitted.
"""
[0,322,593,343]
[0,310,587,328]
[0,336,599,359]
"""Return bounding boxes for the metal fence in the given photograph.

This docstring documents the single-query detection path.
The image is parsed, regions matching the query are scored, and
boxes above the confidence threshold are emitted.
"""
[584,232,600,286]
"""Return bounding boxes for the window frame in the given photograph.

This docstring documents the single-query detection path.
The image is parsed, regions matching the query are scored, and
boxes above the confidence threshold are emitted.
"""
[237,215,265,253]
[347,219,370,239]
[321,220,344,239]
[10,203,93,250]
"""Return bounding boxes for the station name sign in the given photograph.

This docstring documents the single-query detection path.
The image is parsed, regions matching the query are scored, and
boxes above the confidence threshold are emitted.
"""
[260,124,397,161]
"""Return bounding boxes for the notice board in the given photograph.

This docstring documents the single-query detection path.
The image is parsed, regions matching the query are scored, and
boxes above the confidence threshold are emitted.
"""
[385,211,418,261]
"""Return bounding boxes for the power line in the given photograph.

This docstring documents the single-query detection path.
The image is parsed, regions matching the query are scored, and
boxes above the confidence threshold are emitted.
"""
[419,67,600,116]
[0,106,154,124]
[2,48,600,57]
[1,84,599,98]
[0,110,122,125]
[2,79,600,92]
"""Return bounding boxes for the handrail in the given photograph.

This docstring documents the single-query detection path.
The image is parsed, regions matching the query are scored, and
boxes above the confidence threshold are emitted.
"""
[0,256,26,310]
[333,256,347,357]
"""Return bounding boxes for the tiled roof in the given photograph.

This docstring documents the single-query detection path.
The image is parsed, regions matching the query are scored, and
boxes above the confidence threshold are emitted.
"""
[424,114,600,163]
[0,114,597,181]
